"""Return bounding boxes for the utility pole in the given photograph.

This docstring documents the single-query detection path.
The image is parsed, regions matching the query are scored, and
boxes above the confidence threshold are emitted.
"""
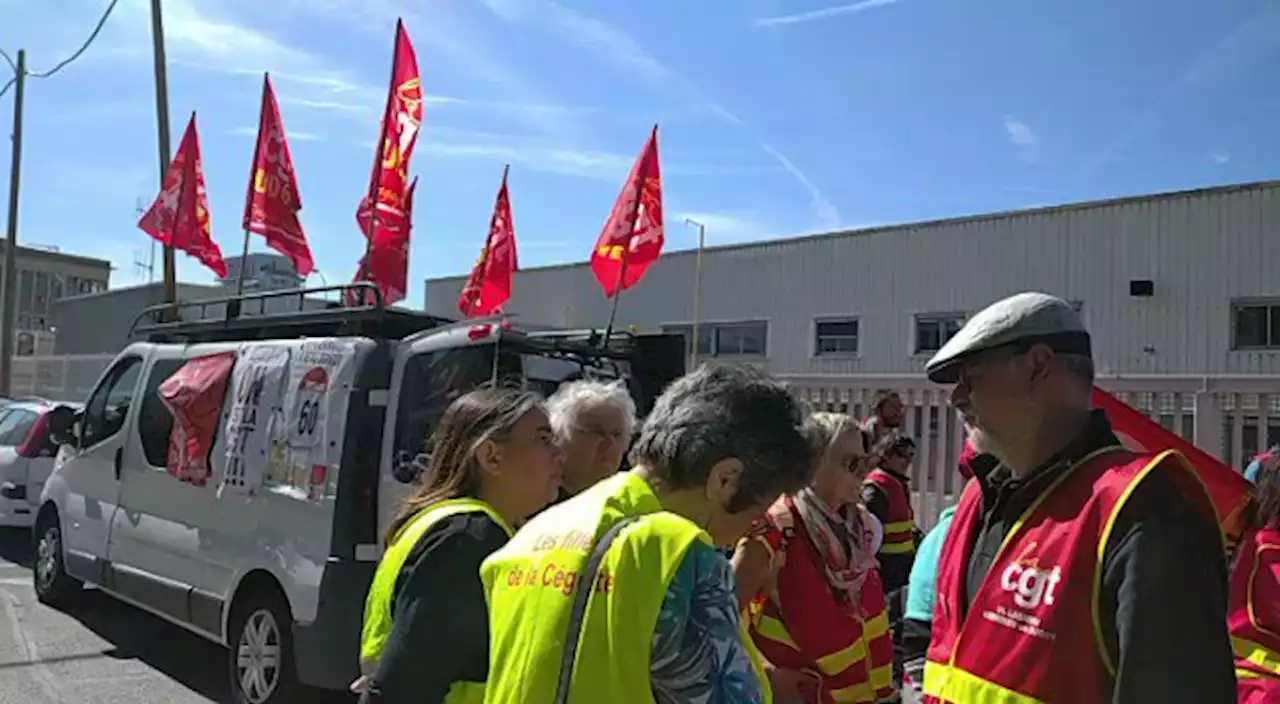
[0,50,26,397]
[683,217,706,369]
[149,0,177,308]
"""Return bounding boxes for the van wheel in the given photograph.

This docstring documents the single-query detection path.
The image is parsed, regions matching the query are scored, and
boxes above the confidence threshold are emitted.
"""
[228,590,299,704]
[33,512,81,606]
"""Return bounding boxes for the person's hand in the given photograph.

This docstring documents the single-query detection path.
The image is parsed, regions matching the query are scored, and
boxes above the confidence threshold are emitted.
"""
[349,675,369,694]
[766,664,818,701]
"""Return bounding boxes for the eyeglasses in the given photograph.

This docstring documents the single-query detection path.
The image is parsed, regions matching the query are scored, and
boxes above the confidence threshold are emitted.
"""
[843,454,873,473]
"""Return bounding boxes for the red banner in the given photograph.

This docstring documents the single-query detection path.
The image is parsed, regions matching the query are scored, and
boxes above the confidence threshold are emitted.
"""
[590,125,664,298]
[458,166,518,317]
[158,351,236,486]
[1092,385,1253,545]
[349,178,418,306]
[138,113,228,278]
[243,73,314,276]
[352,18,422,305]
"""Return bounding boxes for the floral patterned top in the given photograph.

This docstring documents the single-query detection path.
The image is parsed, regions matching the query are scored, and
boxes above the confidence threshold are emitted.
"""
[650,540,764,704]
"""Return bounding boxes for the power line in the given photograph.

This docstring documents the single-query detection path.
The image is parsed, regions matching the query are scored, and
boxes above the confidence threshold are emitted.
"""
[27,0,121,79]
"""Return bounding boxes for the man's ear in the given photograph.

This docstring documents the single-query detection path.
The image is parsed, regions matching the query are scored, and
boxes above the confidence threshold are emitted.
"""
[706,457,745,506]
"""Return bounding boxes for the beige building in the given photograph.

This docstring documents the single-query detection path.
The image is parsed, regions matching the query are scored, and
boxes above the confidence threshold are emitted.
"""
[0,243,111,356]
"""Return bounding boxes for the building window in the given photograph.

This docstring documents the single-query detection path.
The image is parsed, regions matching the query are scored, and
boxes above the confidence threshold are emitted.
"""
[915,313,965,354]
[664,321,769,358]
[1233,301,1280,350]
[814,318,859,356]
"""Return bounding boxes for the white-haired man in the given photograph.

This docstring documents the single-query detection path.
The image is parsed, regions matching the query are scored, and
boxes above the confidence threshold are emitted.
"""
[546,379,637,501]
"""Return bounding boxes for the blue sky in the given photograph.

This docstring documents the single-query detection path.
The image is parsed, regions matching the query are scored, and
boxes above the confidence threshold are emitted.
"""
[1,0,1278,307]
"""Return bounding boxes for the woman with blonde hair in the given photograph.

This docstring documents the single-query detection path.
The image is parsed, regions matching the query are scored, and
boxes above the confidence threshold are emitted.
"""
[354,387,563,703]
[735,412,896,703]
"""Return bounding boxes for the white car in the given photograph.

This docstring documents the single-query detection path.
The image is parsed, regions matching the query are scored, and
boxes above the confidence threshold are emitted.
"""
[0,400,81,529]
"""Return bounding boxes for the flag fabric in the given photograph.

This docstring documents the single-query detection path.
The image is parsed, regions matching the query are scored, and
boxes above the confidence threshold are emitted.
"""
[348,178,418,306]
[458,166,518,317]
[1092,385,1253,548]
[242,73,314,276]
[138,113,228,278]
[589,125,664,298]
[351,18,422,305]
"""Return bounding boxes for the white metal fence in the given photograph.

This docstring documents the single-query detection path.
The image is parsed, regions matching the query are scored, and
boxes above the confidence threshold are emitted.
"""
[8,354,115,403]
[780,374,1280,532]
[7,356,1277,533]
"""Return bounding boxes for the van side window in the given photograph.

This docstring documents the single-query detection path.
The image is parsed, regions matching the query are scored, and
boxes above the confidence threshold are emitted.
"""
[80,356,144,449]
[137,359,187,468]
[392,346,515,483]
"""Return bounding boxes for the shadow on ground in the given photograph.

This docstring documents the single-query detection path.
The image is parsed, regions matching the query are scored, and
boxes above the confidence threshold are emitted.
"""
[0,529,352,703]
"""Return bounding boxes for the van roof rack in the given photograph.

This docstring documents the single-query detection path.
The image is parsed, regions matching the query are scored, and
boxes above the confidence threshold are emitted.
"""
[128,283,455,344]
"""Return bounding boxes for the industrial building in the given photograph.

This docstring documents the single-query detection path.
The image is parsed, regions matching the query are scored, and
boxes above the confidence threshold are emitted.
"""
[218,252,307,292]
[424,180,1280,379]
[0,243,111,357]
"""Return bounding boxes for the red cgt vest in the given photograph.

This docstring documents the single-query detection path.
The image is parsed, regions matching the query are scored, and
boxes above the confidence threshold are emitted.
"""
[864,469,916,556]
[923,447,1215,703]
[1229,527,1280,703]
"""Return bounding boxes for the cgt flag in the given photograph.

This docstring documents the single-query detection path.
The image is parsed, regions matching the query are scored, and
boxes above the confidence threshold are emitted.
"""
[1092,385,1253,552]
[351,18,422,305]
[589,125,664,298]
[139,112,228,278]
[458,165,518,317]
[242,73,314,276]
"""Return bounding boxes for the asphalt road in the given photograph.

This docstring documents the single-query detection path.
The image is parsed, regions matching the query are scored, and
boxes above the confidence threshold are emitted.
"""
[0,530,353,703]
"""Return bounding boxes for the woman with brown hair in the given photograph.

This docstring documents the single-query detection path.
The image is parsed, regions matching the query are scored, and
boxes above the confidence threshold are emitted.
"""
[735,412,897,703]
[355,386,563,703]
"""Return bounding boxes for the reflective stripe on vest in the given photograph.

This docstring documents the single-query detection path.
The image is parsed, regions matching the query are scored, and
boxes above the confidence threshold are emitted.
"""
[1229,528,1280,685]
[482,472,709,704]
[739,610,775,704]
[864,470,915,554]
[923,448,1215,703]
[360,498,512,703]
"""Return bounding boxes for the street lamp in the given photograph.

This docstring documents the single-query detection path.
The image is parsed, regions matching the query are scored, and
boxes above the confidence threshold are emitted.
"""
[683,218,706,368]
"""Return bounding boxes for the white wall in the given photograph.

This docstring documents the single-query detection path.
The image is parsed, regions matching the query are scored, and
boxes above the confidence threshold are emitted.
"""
[426,181,1280,376]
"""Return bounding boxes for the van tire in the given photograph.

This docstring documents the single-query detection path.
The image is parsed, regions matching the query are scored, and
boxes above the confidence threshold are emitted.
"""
[227,587,299,704]
[33,510,81,606]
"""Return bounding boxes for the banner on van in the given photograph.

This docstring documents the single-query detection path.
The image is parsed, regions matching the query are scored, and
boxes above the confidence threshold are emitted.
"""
[279,339,357,500]
[158,351,237,486]
[223,345,290,496]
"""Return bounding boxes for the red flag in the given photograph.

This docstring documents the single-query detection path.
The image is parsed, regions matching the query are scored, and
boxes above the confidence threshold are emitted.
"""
[242,73,314,276]
[589,125,664,297]
[351,19,422,305]
[1092,385,1253,546]
[458,166,518,317]
[138,113,228,278]
[348,178,417,306]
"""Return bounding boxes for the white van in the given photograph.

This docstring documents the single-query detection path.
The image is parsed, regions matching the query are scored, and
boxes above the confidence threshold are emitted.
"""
[33,286,682,704]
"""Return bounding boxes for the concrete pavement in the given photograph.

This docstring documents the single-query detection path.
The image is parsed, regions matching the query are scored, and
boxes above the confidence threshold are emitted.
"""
[0,530,351,703]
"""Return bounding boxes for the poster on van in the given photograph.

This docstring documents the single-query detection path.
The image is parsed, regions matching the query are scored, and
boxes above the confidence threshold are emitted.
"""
[222,344,290,496]
[278,339,357,500]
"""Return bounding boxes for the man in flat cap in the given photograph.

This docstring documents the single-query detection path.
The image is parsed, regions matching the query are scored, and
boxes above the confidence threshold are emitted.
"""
[918,292,1234,703]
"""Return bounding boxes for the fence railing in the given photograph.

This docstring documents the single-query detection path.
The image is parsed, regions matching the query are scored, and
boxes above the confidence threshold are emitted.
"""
[7,356,1276,533]
[780,374,1280,532]
[7,354,115,403]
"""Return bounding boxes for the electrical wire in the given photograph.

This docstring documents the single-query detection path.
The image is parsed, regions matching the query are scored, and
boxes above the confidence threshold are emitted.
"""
[27,0,121,79]
[0,77,14,101]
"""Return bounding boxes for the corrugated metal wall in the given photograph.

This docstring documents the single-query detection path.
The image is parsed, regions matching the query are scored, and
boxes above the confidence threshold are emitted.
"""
[425,181,1280,376]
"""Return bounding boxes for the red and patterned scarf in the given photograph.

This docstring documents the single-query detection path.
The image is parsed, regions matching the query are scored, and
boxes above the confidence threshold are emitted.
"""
[790,487,880,615]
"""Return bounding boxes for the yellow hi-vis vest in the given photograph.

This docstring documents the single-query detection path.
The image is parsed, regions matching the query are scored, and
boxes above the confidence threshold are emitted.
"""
[361,497,513,704]
[482,472,715,704]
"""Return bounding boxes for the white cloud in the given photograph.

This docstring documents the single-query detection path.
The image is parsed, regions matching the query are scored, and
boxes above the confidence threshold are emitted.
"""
[754,0,908,27]
[675,212,778,245]
[226,126,322,141]
[477,0,842,229]
[1210,150,1232,164]
[1003,116,1039,161]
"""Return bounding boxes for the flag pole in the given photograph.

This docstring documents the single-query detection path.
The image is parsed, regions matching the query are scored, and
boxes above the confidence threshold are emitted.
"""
[357,20,402,306]
[601,257,628,346]
[236,74,270,301]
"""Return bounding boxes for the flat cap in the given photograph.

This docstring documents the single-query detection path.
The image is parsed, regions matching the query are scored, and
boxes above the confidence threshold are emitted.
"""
[925,292,1091,384]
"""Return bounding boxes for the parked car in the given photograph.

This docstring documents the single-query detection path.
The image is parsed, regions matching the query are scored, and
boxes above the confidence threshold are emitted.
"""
[34,285,683,704]
[0,400,82,529]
